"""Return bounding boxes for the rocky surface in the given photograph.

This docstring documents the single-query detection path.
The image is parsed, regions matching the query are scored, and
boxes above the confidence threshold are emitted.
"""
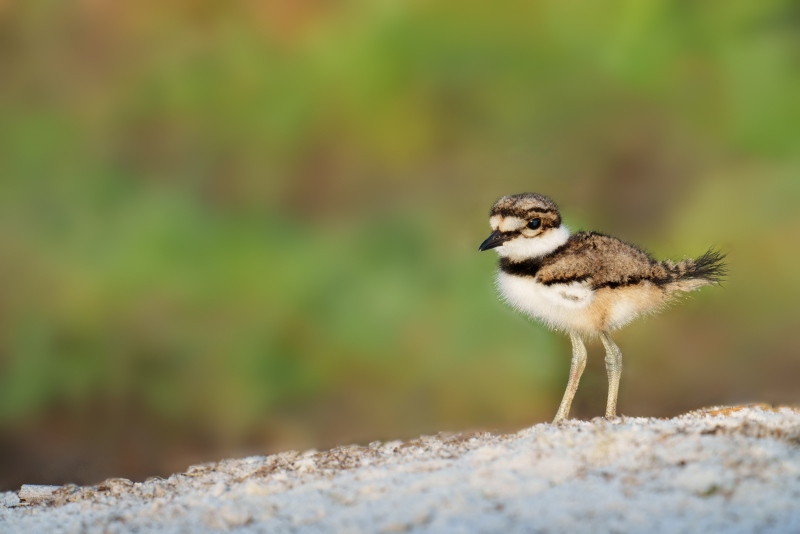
[2,405,799,533]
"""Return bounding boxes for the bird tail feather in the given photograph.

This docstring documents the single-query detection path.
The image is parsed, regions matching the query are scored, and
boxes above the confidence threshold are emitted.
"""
[661,248,727,293]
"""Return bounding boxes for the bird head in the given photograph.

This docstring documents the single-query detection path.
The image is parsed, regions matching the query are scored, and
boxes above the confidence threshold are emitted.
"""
[479,193,569,261]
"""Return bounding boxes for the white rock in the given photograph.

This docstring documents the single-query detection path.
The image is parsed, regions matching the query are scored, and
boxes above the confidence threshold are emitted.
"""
[1,405,798,533]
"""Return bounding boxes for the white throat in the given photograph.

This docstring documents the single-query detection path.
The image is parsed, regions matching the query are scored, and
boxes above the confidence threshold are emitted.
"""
[496,225,570,261]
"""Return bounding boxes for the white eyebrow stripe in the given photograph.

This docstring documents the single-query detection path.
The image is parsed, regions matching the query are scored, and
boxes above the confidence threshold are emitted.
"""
[499,216,527,232]
[489,215,502,230]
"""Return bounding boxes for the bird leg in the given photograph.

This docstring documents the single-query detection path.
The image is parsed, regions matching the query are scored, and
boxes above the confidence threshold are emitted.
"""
[552,332,587,423]
[600,331,623,419]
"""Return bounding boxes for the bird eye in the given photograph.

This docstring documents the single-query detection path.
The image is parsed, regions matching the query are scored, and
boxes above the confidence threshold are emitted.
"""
[527,218,541,230]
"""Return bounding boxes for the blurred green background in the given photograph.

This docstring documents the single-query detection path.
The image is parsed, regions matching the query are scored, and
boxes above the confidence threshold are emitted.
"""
[1,0,799,490]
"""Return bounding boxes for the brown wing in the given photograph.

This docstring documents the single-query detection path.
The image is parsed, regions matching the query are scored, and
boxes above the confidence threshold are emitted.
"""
[537,232,663,289]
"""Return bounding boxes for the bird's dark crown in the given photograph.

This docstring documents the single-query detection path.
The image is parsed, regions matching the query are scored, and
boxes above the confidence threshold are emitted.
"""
[490,193,561,228]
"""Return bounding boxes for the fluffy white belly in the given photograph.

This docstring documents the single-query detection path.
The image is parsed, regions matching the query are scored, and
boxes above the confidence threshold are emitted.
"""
[496,271,595,333]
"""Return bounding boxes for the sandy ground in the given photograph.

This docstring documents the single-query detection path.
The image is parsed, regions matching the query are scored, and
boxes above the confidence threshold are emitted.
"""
[1,405,799,533]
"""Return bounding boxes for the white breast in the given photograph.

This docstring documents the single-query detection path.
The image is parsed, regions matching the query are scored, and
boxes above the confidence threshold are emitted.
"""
[496,271,595,333]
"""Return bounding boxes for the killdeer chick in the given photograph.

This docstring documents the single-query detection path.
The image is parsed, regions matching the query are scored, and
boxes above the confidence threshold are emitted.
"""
[479,193,726,423]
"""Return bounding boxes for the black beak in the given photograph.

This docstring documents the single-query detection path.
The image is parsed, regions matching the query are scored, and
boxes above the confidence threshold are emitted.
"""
[479,230,509,251]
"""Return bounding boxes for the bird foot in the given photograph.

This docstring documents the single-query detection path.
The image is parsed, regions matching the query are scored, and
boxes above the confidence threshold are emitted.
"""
[592,415,622,424]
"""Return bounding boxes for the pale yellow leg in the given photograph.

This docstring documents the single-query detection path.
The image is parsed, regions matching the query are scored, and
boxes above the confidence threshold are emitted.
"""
[552,333,587,423]
[600,331,623,419]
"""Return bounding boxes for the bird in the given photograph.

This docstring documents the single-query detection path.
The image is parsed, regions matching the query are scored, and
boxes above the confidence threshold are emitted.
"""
[479,193,726,423]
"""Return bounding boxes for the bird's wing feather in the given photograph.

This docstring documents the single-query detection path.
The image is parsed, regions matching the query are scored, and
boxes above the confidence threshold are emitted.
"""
[537,232,660,290]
